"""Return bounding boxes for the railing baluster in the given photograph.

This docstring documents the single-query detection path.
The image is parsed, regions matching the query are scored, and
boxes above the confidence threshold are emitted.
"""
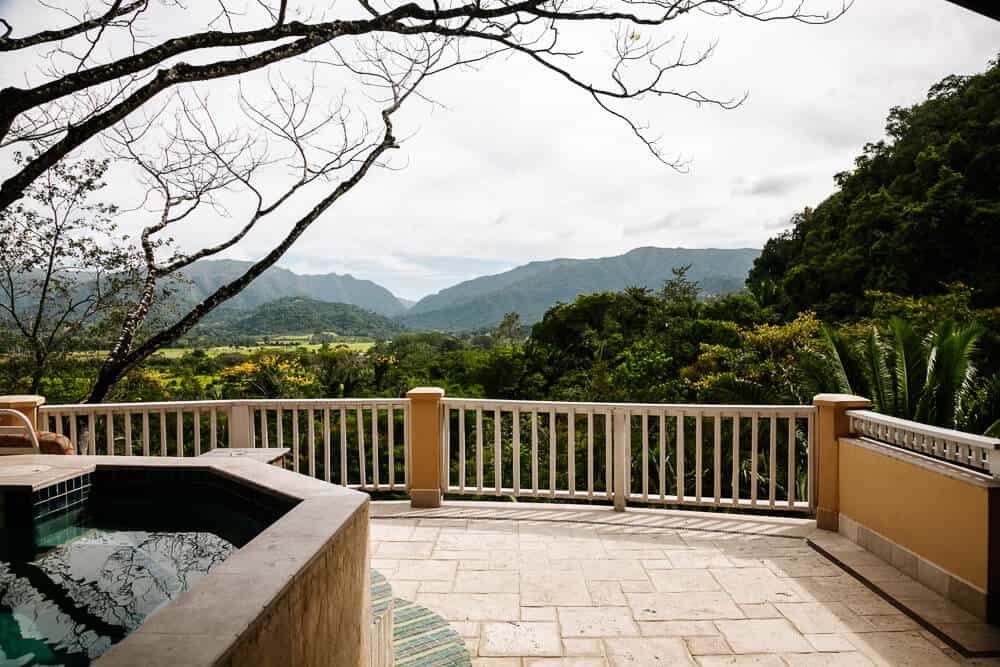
[587,412,594,498]
[340,408,348,486]
[459,407,466,493]
[70,414,78,454]
[769,414,778,508]
[210,408,218,451]
[476,407,484,493]
[370,405,378,489]
[713,412,722,506]
[87,411,96,455]
[194,409,201,456]
[124,412,132,456]
[641,412,649,501]
[787,415,796,507]
[141,412,149,456]
[357,407,367,489]
[260,408,269,448]
[659,413,666,501]
[605,411,613,498]
[176,410,184,457]
[675,414,684,501]
[549,409,556,497]
[249,407,256,448]
[388,406,395,489]
[443,406,451,490]
[159,409,167,456]
[493,408,501,495]
[308,408,316,479]
[513,407,521,495]
[106,411,114,455]
[695,414,703,502]
[324,409,332,483]
[568,408,575,496]
[277,407,284,448]
[751,412,759,506]
[731,413,739,506]
[531,411,539,495]
[807,410,815,511]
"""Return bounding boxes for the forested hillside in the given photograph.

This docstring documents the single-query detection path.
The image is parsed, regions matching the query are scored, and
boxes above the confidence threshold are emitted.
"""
[179,260,407,317]
[185,297,406,342]
[749,57,1000,319]
[403,247,760,330]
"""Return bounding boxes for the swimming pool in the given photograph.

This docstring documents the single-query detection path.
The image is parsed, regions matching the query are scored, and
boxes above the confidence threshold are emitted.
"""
[0,470,288,666]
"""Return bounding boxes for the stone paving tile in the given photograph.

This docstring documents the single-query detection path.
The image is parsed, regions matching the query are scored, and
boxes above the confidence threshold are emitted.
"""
[627,592,744,621]
[695,655,785,666]
[522,571,593,606]
[558,607,640,637]
[779,653,875,666]
[563,638,605,655]
[846,631,961,666]
[649,570,721,593]
[455,571,520,593]
[715,619,814,654]
[523,606,558,621]
[684,636,732,655]
[416,592,521,621]
[586,581,627,606]
[603,637,696,666]
[367,512,974,665]
[711,568,811,604]
[638,621,720,637]
[480,621,563,656]
[525,659,610,667]
[775,602,877,634]
[394,558,458,580]
[805,634,858,652]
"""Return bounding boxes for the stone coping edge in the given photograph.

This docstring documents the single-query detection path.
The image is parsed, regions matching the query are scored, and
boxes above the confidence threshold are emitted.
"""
[1,455,373,667]
[807,538,998,659]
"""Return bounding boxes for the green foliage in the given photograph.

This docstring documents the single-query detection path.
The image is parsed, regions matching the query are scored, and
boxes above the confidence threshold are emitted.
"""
[184,296,405,344]
[826,318,983,429]
[749,57,1000,320]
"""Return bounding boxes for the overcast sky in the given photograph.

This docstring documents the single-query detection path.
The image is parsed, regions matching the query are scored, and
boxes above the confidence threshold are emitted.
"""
[2,0,999,300]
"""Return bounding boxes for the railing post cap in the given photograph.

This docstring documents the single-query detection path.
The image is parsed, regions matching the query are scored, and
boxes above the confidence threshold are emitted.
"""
[812,394,872,409]
[406,387,445,400]
[0,395,46,408]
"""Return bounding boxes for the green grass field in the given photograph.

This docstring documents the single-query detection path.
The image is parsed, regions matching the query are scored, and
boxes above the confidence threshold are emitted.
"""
[153,341,374,358]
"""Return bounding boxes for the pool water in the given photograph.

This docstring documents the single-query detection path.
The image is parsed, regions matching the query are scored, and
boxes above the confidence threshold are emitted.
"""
[0,502,265,666]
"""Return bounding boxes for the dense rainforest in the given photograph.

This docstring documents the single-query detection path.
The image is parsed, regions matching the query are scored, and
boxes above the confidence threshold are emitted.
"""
[2,57,999,437]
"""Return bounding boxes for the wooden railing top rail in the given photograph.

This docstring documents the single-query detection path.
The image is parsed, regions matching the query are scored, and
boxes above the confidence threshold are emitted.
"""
[39,397,409,412]
[442,397,813,413]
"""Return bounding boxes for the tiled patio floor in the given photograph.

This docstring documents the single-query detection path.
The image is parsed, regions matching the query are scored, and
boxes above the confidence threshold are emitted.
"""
[369,501,1000,666]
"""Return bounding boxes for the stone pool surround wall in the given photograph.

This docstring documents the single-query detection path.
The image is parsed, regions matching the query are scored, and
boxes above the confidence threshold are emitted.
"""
[0,454,371,667]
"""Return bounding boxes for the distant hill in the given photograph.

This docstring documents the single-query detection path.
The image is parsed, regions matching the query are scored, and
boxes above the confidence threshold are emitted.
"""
[191,297,406,340]
[401,247,760,331]
[178,259,406,317]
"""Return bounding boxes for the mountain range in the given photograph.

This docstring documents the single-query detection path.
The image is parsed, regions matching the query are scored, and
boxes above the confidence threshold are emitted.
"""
[178,259,406,317]
[183,247,760,334]
[400,247,760,330]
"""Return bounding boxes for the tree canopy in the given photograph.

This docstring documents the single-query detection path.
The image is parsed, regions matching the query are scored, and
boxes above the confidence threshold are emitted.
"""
[748,56,1000,320]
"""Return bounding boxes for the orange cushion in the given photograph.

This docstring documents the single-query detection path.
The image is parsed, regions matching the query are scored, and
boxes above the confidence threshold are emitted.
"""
[0,431,75,455]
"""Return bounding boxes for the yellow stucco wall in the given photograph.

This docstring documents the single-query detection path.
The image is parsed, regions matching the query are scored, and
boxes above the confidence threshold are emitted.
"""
[839,438,990,590]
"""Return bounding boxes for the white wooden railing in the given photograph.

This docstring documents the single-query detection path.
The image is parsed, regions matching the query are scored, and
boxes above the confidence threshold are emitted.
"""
[38,399,409,492]
[847,409,1000,476]
[38,396,817,511]
[441,398,815,512]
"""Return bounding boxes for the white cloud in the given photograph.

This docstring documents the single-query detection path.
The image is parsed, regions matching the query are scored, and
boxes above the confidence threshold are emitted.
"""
[1,0,998,300]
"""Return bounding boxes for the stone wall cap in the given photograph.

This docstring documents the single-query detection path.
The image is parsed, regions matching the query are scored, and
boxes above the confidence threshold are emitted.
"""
[0,395,46,407]
[406,387,445,399]
[813,394,872,408]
